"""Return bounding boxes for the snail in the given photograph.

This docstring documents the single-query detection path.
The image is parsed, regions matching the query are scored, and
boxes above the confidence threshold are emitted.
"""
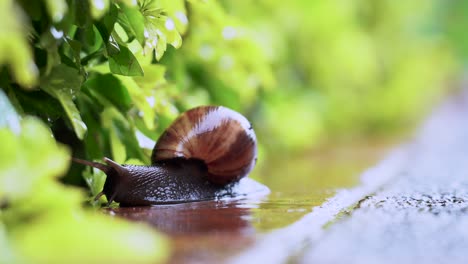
[73,106,261,206]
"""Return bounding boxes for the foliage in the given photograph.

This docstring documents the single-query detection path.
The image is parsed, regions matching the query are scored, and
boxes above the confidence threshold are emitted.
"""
[0,90,168,263]
[223,0,456,150]
[1,0,275,261]
[0,0,463,262]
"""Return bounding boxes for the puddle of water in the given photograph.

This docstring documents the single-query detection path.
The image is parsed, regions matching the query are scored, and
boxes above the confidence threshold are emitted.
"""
[107,139,397,263]
[250,140,395,231]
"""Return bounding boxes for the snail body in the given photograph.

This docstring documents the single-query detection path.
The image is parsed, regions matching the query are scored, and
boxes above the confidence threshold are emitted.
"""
[73,106,260,206]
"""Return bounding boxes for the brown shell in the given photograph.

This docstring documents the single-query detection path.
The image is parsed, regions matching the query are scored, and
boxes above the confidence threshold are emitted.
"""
[151,106,257,185]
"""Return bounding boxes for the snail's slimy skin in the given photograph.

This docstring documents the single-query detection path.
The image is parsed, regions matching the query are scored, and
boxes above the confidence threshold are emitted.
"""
[73,106,262,206]
[104,158,223,206]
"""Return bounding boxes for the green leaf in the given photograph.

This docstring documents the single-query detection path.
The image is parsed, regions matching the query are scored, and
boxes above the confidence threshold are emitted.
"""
[119,5,146,45]
[74,0,91,27]
[0,0,38,88]
[89,0,109,19]
[11,210,169,264]
[44,0,67,22]
[82,165,106,199]
[0,117,70,202]
[116,76,155,130]
[102,107,127,163]
[40,64,87,139]
[63,38,83,71]
[95,3,119,55]
[38,29,62,76]
[114,0,138,7]
[133,64,166,90]
[83,73,132,112]
[0,115,168,264]
[109,45,144,76]
[106,35,121,56]
[13,89,63,122]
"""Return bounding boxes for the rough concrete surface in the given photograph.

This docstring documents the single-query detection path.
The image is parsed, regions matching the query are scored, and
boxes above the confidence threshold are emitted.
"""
[302,93,468,264]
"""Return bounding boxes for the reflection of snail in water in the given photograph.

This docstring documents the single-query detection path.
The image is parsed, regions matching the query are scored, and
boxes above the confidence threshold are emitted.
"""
[73,106,260,206]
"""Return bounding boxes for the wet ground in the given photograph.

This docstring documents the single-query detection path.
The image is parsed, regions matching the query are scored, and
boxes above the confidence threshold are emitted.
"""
[108,92,468,263]
[107,139,392,263]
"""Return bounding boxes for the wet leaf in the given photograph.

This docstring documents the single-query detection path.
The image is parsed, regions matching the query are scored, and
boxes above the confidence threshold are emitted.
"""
[109,45,144,76]
[40,64,87,139]
[64,38,82,68]
[119,4,146,45]
[95,3,119,55]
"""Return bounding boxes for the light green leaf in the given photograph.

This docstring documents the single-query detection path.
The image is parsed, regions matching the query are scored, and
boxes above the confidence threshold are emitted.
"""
[89,0,109,19]
[159,0,188,34]
[119,4,146,45]
[11,210,169,264]
[116,76,155,130]
[44,0,67,22]
[115,0,138,7]
[82,165,107,199]
[0,117,70,202]
[133,64,166,90]
[109,45,144,76]
[165,25,183,49]
[40,65,87,139]
[154,32,167,61]
[0,0,38,88]
[102,108,127,163]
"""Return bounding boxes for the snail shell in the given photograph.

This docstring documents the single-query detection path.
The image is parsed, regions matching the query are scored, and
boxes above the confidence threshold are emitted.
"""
[152,106,257,185]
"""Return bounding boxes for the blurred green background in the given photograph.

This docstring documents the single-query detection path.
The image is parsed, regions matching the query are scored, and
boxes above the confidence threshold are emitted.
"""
[0,0,465,263]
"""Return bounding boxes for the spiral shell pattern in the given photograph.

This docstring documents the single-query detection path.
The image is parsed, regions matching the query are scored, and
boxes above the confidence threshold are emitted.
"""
[151,106,257,185]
